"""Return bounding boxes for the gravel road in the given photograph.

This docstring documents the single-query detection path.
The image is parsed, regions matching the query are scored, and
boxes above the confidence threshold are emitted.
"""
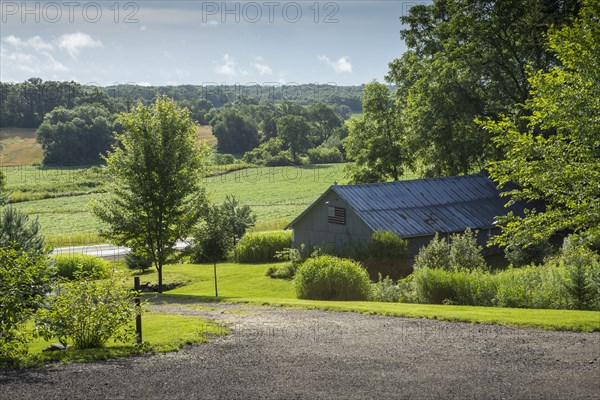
[1,303,599,400]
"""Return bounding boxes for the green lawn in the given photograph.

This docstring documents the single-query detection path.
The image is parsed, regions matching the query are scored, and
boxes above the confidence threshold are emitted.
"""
[144,262,600,332]
[8,164,348,243]
[18,311,226,367]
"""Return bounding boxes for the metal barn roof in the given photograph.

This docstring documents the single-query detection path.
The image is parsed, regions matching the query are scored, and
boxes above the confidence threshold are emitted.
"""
[287,174,515,238]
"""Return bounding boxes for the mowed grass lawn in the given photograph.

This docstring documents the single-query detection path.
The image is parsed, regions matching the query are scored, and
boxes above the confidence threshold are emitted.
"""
[145,262,600,332]
[6,164,348,244]
[21,311,226,366]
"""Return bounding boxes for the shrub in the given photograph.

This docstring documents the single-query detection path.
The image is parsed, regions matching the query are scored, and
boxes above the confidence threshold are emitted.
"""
[449,228,487,271]
[360,231,411,280]
[413,233,451,270]
[52,254,111,280]
[505,233,554,267]
[414,229,487,271]
[370,274,401,302]
[307,146,343,164]
[235,231,292,263]
[265,263,297,280]
[494,265,562,309]
[36,274,135,349]
[125,250,153,272]
[293,255,371,300]
[366,231,408,260]
[559,246,600,310]
[1,248,54,360]
[212,153,236,165]
[242,138,293,166]
[266,247,303,279]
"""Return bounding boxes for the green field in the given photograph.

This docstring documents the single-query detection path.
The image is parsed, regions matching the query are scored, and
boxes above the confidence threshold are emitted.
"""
[5,164,348,244]
[144,262,600,332]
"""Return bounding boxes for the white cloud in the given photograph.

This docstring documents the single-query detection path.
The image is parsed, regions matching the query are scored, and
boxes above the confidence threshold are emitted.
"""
[140,25,147,31]
[57,32,102,59]
[2,35,53,51]
[251,57,273,76]
[1,48,68,74]
[214,54,238,78]
[318,55,353,73]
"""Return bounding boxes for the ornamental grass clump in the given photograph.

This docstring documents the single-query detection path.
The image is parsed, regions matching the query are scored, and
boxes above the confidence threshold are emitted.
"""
[293,255,371,301]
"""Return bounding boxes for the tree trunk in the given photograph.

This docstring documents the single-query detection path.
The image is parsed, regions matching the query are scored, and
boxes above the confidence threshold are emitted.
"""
[157,264,163,294]
[214,261,218,298]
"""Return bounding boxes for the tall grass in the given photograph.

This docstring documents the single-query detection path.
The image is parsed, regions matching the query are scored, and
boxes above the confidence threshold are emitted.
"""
[235,231,292,263]
[410,260,600,310]
[294,255,371,301]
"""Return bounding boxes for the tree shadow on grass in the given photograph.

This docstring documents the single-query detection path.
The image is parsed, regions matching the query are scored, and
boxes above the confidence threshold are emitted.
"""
[143,293,241,306]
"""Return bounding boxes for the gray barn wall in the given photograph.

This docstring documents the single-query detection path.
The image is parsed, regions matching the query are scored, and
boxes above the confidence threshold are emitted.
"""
[292,190,503,259]
[291,191,373,254]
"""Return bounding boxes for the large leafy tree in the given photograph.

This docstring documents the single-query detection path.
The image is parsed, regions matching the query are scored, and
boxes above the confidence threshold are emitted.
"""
[343,81,404,183]
[276,115,311,160]
[387,0,579,177]
[92,96,209,292]
[305,102,343,145]
[36,104,115,165]
[211,107,260,154]
[482,0,600,248]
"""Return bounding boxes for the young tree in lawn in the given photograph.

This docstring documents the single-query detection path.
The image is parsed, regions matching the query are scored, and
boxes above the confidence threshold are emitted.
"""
[190,205,234,298]
[92,96,209,293]
[221,195,256,246]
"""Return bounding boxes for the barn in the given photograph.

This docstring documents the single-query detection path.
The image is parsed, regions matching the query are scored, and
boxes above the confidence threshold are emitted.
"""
[286,174,518,257]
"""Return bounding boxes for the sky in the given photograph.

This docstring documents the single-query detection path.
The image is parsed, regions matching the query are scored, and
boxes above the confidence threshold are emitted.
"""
[0,1,424,86]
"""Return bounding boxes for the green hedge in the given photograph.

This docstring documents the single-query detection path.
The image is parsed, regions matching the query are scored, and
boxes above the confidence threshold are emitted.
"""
[294,255,371,300]
[51,254,111,280]
[235,231,292,263]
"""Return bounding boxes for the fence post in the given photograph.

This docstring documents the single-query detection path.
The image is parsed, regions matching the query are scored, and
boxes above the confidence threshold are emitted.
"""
[134,277,142,344]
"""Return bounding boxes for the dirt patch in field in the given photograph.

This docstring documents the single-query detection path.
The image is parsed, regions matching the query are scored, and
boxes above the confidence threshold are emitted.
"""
[1,303,598,399]
[0,128,43,165]
[197,125,216,146]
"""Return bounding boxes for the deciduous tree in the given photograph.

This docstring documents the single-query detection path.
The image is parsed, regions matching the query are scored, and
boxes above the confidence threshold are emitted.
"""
[482,0,600,248]
[92,96,209,293]
[343,81,404,183]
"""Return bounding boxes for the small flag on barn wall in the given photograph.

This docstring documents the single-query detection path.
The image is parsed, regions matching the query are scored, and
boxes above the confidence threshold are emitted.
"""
[327,206,346,225]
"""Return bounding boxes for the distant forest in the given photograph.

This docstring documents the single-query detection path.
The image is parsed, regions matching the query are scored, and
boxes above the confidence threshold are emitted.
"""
[0,79,364,129]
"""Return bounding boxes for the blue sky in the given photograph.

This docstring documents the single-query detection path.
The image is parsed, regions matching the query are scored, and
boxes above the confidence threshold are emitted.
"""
[0,1,423,86]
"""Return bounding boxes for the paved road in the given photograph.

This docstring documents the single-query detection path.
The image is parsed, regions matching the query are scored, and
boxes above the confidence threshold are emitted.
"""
[1,303,599,399]
[51,240,191,261]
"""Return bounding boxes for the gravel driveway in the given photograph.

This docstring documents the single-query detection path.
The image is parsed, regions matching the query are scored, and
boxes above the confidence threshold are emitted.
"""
[1,303,599,400]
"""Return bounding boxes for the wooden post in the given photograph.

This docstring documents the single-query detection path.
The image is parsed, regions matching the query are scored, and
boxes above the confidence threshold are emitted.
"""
[135,298,142,344]
[134,277,142,344]
[214,261,218,298]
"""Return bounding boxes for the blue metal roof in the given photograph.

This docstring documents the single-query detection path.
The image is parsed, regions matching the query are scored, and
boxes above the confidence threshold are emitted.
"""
[288,174,516,237]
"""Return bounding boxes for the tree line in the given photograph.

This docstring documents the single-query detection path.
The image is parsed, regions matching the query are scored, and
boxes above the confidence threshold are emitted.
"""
[0,79,362,165]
